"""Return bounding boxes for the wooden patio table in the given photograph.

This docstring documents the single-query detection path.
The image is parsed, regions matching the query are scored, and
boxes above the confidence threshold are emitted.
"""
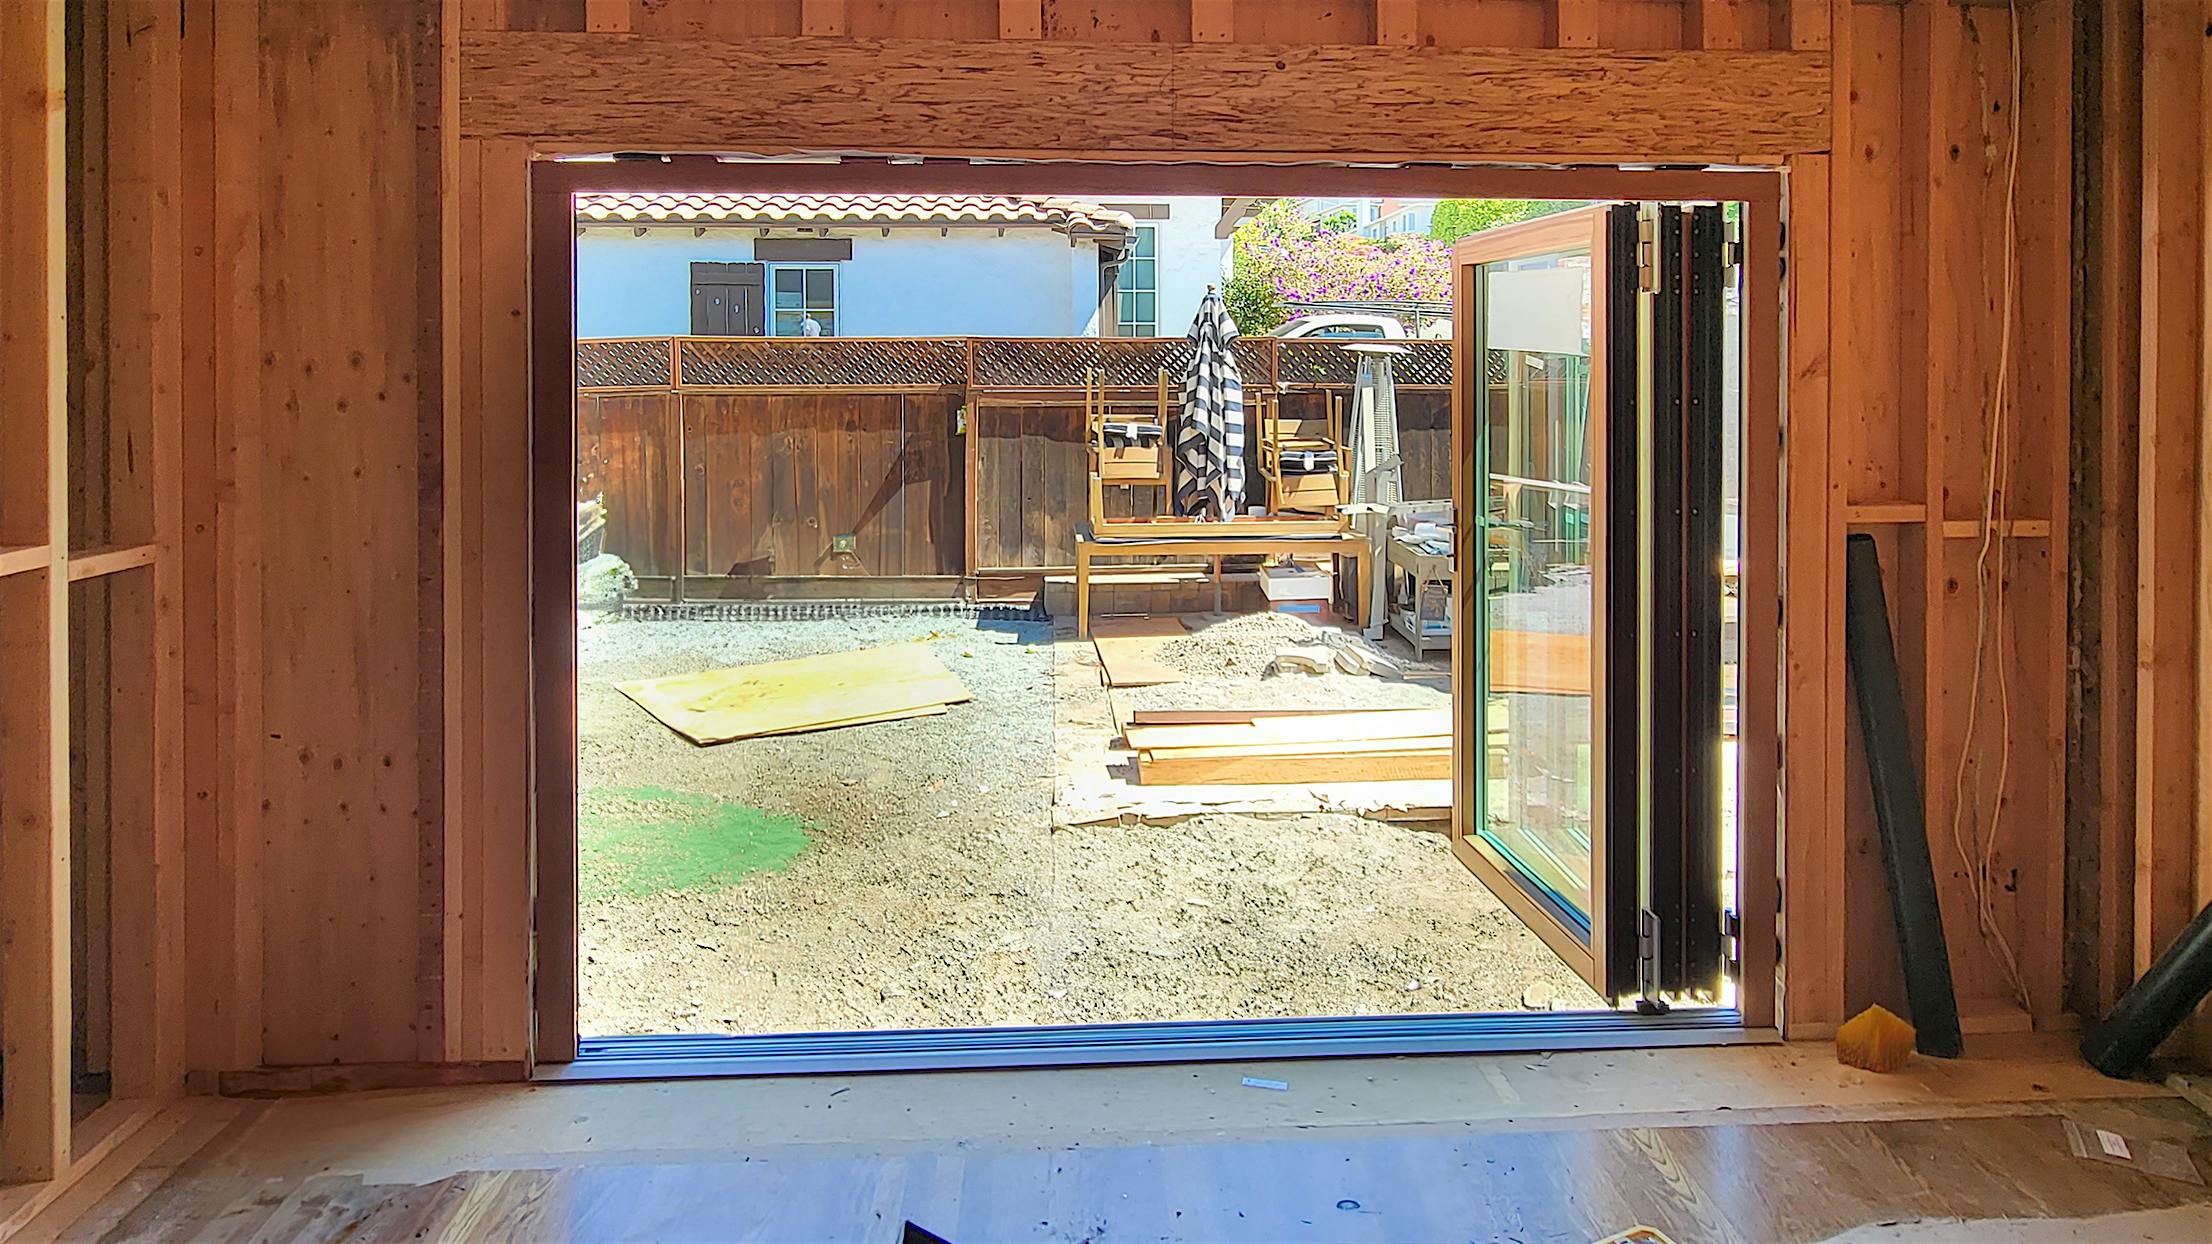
[1074,527,1374,638]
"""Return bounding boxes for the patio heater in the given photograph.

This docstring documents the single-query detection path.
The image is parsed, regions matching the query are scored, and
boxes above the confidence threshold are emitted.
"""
[1343,341,1407,638]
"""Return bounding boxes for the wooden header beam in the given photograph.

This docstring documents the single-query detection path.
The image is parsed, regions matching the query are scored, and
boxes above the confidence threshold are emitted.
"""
[535,157,1783,210]
[461,33,1831,163]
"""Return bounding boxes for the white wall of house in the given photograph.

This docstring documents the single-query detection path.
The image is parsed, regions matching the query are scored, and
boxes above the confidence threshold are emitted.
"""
[575,225,1108,338]
[1100,195,1231,337]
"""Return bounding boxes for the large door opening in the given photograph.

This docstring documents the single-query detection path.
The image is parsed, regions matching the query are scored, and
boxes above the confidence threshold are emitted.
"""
[530,158,1780,1076]
[1450,204,1739,1008]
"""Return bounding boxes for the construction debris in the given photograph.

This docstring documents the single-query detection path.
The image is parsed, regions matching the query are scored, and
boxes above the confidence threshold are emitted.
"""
[1330,642,1403,679]
[1128,706,1451,786]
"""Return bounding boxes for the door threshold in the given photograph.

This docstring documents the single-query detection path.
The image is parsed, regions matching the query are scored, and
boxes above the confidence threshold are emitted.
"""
[539,1008,1770,1082]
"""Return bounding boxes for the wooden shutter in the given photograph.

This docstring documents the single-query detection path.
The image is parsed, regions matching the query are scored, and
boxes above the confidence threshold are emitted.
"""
[690,261,765,335]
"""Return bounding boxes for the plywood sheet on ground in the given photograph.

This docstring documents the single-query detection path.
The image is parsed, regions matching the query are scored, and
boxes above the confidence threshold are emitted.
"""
[1091,616,1187,687]
[617,642,970,745]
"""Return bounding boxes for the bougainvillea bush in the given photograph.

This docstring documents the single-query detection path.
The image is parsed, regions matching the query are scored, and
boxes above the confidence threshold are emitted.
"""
[1222,199,1592,333]
[1224,200,1451,334]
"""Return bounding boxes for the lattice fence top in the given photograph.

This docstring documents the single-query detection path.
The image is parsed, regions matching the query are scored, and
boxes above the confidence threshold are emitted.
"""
[575,335,1464,391]
[678,337,970,388]
[970,337,1193,388]
[577,338,673,388]
[1272,339,1455,387]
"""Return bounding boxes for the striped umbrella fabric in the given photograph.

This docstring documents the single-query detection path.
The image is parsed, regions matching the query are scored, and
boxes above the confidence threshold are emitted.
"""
[1173,287,1246,519]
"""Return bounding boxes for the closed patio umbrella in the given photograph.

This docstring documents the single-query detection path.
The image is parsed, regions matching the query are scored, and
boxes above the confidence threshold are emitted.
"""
[1174,286,1246,520]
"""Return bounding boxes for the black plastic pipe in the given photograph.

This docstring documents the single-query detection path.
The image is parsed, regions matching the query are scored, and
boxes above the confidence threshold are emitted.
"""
[2083,900,2212,1078]
[1843,534,1964,1058]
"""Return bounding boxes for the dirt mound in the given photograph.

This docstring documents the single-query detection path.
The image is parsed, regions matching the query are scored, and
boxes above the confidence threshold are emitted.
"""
[1158,612,1331,676]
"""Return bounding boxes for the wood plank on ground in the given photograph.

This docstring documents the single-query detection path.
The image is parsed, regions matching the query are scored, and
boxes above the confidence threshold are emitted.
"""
[1091,616,1186,687]
[1142,736,1449,762]
[1120,704,1420,727]
[615,642,968,745]
[1137,748,1451,786]
[1122,708,1452,752]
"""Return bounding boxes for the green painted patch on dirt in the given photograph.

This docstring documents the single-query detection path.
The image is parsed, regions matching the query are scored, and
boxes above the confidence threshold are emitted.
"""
[580,785,810,902]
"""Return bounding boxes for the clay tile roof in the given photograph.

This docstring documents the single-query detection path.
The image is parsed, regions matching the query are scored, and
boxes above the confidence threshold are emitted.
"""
[575,192,1135,237]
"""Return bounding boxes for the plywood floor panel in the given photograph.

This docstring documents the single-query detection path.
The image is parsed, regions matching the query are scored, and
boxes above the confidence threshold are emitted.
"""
[23,1047,2210,1243]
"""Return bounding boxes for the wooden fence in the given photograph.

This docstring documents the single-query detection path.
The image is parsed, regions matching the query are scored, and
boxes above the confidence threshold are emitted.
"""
[575,336,1459,599]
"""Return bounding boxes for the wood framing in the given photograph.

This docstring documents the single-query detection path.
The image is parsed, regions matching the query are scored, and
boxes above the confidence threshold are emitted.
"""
[0,0,71,1186]
[2133,0,2207,981]
[459,33,1831,162]
[1781,153,1843,1035]
[0,0,195,1204]
[16,0,2153,1100]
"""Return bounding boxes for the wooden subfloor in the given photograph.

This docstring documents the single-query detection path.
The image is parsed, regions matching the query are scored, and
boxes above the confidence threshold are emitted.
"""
[14,1039,2212,1243]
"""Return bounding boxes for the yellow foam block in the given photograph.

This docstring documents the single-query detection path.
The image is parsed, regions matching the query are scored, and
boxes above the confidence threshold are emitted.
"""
[1836,1003,1918,1073]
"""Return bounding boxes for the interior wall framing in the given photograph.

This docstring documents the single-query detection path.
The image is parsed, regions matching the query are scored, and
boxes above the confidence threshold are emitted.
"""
[242,0,2070,1066]
[2,0,188,1215]
[1,0,2172,1113]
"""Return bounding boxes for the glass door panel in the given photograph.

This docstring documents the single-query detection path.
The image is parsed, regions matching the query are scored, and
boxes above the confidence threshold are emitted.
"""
[1450,206,1621,996]
[1480,250,1597,927]
[1449,203,1736,1008]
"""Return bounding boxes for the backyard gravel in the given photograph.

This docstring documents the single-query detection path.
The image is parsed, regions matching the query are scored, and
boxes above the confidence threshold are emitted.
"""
[576,609,1599,1037]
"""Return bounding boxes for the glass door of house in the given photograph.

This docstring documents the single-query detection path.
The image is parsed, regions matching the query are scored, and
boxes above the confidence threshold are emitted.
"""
[1450,204,1732,1007]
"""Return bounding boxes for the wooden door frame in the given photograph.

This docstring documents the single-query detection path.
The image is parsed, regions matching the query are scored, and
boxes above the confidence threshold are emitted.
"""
[527,156,1785,1065]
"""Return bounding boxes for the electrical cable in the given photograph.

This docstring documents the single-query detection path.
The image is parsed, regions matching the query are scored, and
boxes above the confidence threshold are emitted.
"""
[1945,0,2031,1016]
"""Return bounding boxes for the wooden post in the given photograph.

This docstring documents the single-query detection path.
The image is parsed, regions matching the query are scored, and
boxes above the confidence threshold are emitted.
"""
[2136,0,2208,980]
[1781,154,1844,1037]
[1773,0,1831,52]
[799,0,846,37]
[0,0,70,1185]
[1191,0,1232,42]
[670,398,688,603]
[1547,0,1599,48]
[1375,0,1421,47]
[583,0,630,34]
[1684,0,1745,51]
[996,0,1041,40]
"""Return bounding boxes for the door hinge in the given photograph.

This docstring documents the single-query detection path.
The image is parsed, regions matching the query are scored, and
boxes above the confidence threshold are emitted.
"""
[1723,217,1744,275]
[1636,907,1666,1010]
[1636,214,1661,295]
[1722,908,1743,979]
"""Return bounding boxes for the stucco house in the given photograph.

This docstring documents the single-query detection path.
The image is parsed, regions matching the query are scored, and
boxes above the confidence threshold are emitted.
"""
[574,192,1229,339]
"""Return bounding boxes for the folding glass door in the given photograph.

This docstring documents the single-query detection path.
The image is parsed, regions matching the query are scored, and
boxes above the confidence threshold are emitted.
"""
[1450,203,1734,1008]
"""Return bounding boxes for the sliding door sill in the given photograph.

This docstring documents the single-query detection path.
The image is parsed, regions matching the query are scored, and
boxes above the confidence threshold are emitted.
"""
[538,1008,1769,1082]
